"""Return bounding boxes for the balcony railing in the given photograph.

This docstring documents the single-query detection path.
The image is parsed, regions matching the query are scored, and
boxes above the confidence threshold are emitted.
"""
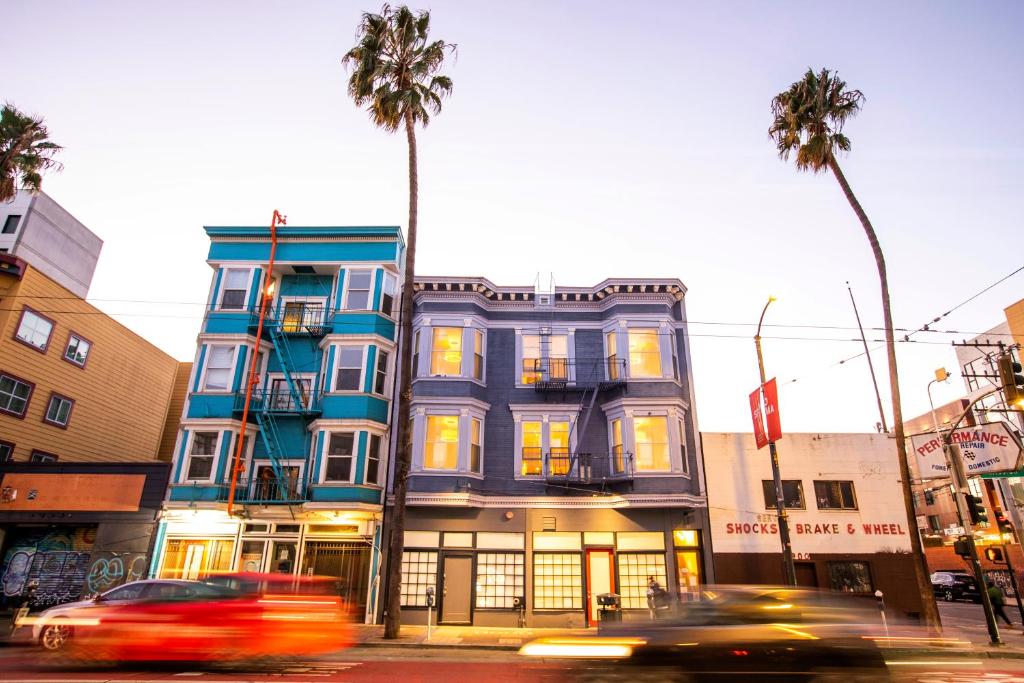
[233,388,321,415]
[218,481,307,505]
[543,450,634,484]
[249,301,333,336]
[525,356,628,390]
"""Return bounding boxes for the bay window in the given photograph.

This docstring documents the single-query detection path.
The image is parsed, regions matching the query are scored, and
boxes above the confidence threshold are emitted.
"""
[473,330,485,380]
[344,270,372,310]
[521,333,568,384]
[366,434,383,484]
[522,421,542,476]
[430,327,462,376]
[335,346,364,391]
[425,415,460,470]
[325,433,355,482]
[606,331,620,380]
[219,268,250,310]
[380,273,397,316]
[203,346,234,391]
[611,418,625,473]
[185,431,218,481]
[374,350,389,395]
[633,416,670,471]
[470,418,482,473]
[628,329,662,378]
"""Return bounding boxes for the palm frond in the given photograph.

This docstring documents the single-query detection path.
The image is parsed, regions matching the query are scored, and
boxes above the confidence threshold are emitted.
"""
[0,103,63,202]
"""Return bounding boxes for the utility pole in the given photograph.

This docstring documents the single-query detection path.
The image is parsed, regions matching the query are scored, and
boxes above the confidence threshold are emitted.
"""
[847,282,888,433]
[755,296,797,586]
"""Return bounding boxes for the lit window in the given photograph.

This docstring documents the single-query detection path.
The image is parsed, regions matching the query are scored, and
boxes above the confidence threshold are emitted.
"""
[762,480,805,509]
[549,421,570,475]
[473,330,484,380]
[400,551,438,606]
[521,420,542,476]
[425,415,459,470]
[412,330,421,377]
[633,416,670,471]
[628,329,662,378]
[325,433,355,482]
[64,334,91,367]
[430,327,462,376]
[220,269,250,310]
[186,432,218,480]
[677,418,688,474]
[521,334,568,384]
[345,270,372,310]
[374,350,389,395]
[617,553,667,609]
[0,373,33,417]
[522,335,541,384]
[366,434,383,485]
[203,346,234,391]
[16,309,53,351]
[549,336,569,381]
[611,418,626,474]
[380,273,398,316]
[533,553,582,609]
[606,331,621,380]
[814,481,857,510]
[470,418,482,473]
[335,346,364,391]
[476,553,524,608]
[43,394,74,427]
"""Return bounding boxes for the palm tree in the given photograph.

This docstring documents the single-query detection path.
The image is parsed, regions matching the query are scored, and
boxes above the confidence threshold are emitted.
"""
[0,103,63,203]
[343,4,454,639]
[769,68,941,631]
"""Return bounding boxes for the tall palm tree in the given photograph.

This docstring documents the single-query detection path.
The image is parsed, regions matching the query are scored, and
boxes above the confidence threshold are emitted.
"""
[769,68,940,631]
[343,4,453,639]
[0,103,63,203]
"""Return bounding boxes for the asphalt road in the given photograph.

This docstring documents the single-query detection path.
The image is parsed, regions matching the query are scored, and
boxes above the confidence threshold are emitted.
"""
[938,595,1024,637]
[1,646,1024,682]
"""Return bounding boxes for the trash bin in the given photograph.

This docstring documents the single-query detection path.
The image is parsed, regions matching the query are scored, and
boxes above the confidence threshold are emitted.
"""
[597,593,622,624]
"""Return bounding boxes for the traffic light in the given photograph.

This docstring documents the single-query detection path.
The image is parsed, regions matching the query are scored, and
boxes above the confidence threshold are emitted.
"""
[998,354,1024,407]
[995,508,1014,535]
[954,537,972,557]
[985,546,1006,563]
[966,494,989,526]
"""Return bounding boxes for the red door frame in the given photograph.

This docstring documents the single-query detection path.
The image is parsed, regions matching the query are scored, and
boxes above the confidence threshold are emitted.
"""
[584,548,615,627]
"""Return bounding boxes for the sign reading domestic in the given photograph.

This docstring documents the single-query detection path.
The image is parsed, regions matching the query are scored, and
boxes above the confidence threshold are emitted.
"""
[910,422,1024,480]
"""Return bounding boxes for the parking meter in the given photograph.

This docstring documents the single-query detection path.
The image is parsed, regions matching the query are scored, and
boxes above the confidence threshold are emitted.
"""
[425,586,435,607]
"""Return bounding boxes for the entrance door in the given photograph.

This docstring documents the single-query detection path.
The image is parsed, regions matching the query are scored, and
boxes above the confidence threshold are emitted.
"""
[586,549,614,627]
[301,541,371,617]
[795,562,818,587]
[441,555,473,624]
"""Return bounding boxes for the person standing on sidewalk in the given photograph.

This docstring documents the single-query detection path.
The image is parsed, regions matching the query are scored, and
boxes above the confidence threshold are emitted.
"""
[987,578,1014,627]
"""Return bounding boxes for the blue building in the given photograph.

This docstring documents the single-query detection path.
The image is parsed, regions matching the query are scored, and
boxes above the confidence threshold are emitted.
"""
[153,225,403,622]
[384,277,711,628]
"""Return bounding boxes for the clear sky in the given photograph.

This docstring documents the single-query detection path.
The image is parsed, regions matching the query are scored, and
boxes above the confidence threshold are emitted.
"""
[5,0,1023,433]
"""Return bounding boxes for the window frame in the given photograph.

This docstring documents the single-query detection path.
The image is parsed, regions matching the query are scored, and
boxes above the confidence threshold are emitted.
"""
[762,479,806,510]
[380,272,398,317]
[827,560,874,594]
[13,306,55,354]
[373,349,390,396]
[400,549,439,607]
[617,551,669,610]
[333,345,366,392]
[0,440,14,463]
[514,414,578,479]
[473,329,485,381]
[475,552,525,610]
[42,392,75,429]
[343,269,373,311]
[217,267,254,311]
[632,415,672,473]
[323,431,357,484]
[201,344,237,393]
[626,328,663,379]
[532,551,584,610]
[62,331,93,369]
[2,214,20,234]
[423,414,461,471]
[519,331,570,386]
[813,480,858,511]
[183,431,221,483]
[429,327,464,377]
[470,417,483,474]
[366,433,384,485]
[0,370,35,419]
[30,450,59,463]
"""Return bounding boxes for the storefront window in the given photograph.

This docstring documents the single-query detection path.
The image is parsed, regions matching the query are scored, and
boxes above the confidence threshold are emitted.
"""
[160,539,235,580]
[533,553,582,609]
[475,553,524,609]
[828,561,873,593]
[401,551,438,606]
[617,553,667,609]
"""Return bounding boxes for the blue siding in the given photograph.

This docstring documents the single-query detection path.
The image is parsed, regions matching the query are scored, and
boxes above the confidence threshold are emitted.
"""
[324,346,336,392]
[331,313,396,339]
[204,312,250,334]
[247,268,263,310]
[307,486,382,504]
[192,347,207,392]
[371,269,384,310]
[363,346,377,394]
[312,431,325,484]
[168,484,222,502]
[320,395,390,423]
[186,395,235,418]
[172,429,190,481]
[266,342,321,375]
[232,346,249,393]
[335,270,346,310]
[281,274,334,298]
[209,269,224,312]
[209,241,399,263]
[355,431,368,483]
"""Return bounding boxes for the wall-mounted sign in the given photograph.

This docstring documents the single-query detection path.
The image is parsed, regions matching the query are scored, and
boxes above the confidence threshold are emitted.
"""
[0,473,145,511]
[750,387,768,449]
[910,422,1024,480]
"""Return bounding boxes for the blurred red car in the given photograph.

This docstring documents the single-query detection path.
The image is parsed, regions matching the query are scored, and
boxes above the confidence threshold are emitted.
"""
[54,572,354,662]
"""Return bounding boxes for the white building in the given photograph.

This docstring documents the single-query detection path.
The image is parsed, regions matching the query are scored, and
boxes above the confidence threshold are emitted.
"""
[703,432,923,618]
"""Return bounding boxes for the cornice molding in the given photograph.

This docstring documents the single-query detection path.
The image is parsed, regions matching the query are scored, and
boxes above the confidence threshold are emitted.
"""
[392,492,707,509]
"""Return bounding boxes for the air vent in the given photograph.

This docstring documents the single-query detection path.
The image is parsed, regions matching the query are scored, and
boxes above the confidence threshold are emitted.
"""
[542,516,557,531]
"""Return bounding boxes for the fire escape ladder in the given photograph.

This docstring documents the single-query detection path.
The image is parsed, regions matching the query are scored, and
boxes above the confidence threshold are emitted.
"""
[267,323,306,409]
[255,410,291,499]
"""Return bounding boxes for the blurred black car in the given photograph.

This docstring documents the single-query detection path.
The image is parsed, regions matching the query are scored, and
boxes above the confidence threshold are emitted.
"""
[931,571,981,603]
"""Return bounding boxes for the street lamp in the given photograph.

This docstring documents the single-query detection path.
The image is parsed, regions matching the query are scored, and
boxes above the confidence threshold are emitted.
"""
[754,296,797,586]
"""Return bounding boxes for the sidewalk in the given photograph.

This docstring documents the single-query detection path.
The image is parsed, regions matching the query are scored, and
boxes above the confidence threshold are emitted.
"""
[353,624,586,650]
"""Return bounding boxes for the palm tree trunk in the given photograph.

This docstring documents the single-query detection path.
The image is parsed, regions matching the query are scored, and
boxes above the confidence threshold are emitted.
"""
[828,157,942,633]
[383,110,419,639]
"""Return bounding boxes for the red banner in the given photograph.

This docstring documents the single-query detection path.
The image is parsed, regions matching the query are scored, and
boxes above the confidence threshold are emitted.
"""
[764,378,782,443]
[750,388,768,449]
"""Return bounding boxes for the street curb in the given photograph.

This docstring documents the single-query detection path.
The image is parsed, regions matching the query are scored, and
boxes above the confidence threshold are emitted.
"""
[355,641,520,651]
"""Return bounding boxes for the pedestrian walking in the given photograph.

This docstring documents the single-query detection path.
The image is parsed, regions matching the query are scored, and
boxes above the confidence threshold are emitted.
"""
[646,576,665,620]
[987,578,1014,627]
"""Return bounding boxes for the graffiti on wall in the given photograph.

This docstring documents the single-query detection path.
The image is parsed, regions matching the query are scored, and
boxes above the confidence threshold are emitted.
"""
[0,527,95,607]
[84,553,147,595]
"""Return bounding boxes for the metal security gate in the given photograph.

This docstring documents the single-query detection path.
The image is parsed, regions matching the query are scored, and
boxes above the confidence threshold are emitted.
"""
[301,541,371,616]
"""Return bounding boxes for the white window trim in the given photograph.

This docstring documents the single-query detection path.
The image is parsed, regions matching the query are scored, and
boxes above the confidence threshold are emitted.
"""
[373,347,392,397]
[602,320,682,383]
[514,328,575,388]
[278,295,329,329]
[265,372,315,408]
[200,344,239,394]
[182,430,223,484]
[469,417,484,475]
[380,271,399,318]
[511,407,580,480]
[603,406,690,477]
[320,430,359,485]
[410,402,489,478]
[16,310,54,350]
[332,344,367,393]
[342,269,374,311]
[416,321,488,384]
[216,266,256,312]
[364,432,388,486]
[249,458,306,498]
[231,430,257,484]
[45,395,73,426]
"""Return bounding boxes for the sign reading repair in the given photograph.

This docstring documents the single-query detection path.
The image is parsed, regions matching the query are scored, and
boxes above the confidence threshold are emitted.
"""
[910,422,1024,480]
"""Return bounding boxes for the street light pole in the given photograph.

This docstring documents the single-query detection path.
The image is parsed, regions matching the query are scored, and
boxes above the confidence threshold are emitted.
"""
[755,296,797,586]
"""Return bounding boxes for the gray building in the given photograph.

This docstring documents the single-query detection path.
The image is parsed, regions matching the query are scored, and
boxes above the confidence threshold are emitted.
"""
[384,277,711,628]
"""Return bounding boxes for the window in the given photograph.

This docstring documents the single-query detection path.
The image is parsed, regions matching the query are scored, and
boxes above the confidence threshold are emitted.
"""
[325,433,355,482]
[611,418,626,474]
[2,215,20,234]
[366,434,383,485]
[470,418,482,473]
[424,415,459,470]
[30,450,58,463]
[828,561,873,593]
[335,346,364,391]
[43,394,74,428]
[928,515,942,532]
[671,339,680,381]
[380,273,397,316]
[0,441,14,462]
[618,554,668,609]
[606,331,621,380]
[186,431,218,481]
[521,333,568,384]
[923,488,936,505]
[533,553,582,609]
[344,270,372,310]
[63,333,91,367]
[430,327,462,376]
[476,553,524,608]
[677,418,689,474]
[522,420,542,476]
[549,420,570,475]
[282,300,325,332]
[0,373,33,418]
[814,481,857,510]
[219,268,250,310]
[269,377,311,410]
[412,330,420,377]
[522,335,541,384]
[633,416,670,472]
[374,350,389,395]
[159,539,235,580]
[203,345,234,391]
[628,329,662,378]
[400,551,438,606]
[473,330,484,380]
[762,480,805,509]
[15,308,54,352]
